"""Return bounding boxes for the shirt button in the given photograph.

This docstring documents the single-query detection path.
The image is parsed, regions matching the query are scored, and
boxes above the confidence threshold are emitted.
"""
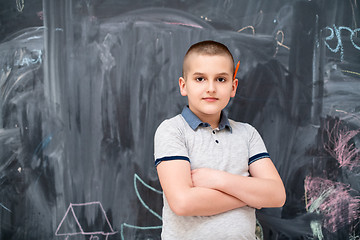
[215,140,219,143]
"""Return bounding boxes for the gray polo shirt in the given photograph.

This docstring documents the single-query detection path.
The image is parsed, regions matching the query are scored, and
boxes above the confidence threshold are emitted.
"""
[154,106,270,240]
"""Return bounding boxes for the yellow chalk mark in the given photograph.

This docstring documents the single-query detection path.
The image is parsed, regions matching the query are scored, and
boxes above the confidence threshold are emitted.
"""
[341,69,360,77]
[237,26,255,35]
[273,30,290,57]
[276,30,290,50]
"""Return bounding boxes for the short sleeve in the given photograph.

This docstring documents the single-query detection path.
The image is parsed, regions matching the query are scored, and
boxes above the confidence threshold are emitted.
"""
[247,125,270,165]
[154,118,190,167]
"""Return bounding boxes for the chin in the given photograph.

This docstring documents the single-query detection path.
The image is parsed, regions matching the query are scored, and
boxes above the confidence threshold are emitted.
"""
[201,106,224,115]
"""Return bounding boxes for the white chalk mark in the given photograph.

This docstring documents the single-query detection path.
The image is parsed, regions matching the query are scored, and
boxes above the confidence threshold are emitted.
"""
[200,15,212,22]
[164,22,203,29]
[253,10,264,27]
[55,201,117,240]
[16,0,24,12]
[349,0,358,34]
[0,203,12,213]
[237,26,255,35]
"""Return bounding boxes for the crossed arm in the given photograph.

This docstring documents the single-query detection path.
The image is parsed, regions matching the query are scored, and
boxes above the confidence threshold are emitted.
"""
[156,158,286,216]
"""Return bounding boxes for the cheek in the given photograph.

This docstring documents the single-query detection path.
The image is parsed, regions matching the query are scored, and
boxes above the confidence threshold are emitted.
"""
[221,86,235,97]
[188,86,203,96]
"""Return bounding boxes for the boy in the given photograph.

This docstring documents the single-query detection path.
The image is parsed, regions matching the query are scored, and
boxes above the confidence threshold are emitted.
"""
[154,40,286,239]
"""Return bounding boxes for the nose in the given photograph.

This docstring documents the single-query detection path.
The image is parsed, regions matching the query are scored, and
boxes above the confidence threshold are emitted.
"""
[206,80,216,93]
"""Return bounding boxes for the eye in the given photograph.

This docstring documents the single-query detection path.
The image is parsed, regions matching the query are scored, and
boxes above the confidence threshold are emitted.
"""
[196,77,205,82]
[217,77,226,82]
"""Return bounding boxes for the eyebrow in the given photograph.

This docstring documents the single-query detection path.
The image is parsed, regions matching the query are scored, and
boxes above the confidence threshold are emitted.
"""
[192,72,230,76]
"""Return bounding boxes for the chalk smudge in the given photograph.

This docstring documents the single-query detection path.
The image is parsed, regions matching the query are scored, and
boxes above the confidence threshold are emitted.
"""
[323,119,360,170]
[305,176,360,233]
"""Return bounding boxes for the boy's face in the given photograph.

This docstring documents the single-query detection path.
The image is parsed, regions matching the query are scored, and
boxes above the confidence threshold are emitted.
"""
[179,53,238,122]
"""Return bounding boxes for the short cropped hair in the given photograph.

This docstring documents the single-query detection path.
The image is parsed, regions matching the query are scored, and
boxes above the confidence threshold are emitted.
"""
[182,40,235,77]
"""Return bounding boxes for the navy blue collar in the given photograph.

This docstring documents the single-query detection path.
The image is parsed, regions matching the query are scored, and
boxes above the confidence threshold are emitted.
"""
[181,106,232,132]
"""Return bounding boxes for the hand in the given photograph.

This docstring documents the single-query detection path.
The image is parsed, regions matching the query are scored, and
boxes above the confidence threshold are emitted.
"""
[191,168,224,190]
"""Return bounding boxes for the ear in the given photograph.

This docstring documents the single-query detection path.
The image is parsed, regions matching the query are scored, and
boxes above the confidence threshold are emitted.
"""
[179,77,187,96]
[230,78,238,98]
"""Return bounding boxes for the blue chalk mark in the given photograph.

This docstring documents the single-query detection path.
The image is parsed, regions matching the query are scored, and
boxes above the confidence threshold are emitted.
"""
[0,203,12,213]
[134,174,163,195]
[324,26,339,52]
[33,135,53,158]
[120,174,163,240]
[31,135,53,185]
[120,223,162,240]
[350,28,360,50]
[324,25,360,61]
[134,173,162,220]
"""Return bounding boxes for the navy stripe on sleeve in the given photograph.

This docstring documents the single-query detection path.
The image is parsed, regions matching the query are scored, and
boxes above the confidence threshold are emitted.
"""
[248,152,270,165]
[155,156,190,167]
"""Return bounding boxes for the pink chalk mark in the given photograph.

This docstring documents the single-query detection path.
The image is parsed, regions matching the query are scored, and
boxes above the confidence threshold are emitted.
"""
[323,119,360,170]
[305,176,360,232]
[37,11,43,20]
[55,201,117,239]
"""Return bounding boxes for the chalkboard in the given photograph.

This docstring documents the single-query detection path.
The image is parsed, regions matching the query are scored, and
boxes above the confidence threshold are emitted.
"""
[0,0,359,239]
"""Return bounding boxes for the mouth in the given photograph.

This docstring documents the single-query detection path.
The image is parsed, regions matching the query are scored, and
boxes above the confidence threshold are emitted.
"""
[202,97,218,102]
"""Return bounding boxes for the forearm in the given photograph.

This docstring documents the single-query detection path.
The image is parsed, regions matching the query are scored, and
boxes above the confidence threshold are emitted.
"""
[156,160,247,217]
[191,159,286,209]
[217,172,286,209]
[170,186,246,216]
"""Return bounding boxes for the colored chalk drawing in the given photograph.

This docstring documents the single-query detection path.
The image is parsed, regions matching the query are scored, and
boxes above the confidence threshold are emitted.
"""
[341,69,360,77]
[304,176,360,236]
[304,117,360,239]
[275,30,290,50]
[236,25,290,58]
[55,174,162,239]
[273,30,290,57]
[323,119,360,170]
[55,202,117,240]
[237,25,256,35]
[120,174,162,240]
[324,25,360,61]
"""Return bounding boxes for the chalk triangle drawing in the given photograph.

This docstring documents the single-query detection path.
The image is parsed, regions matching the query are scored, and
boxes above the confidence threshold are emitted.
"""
[55,204,83,235]
[55,201,116,239]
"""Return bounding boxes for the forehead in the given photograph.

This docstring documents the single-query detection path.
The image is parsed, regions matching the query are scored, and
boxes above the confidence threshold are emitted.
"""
[184,53,234,74]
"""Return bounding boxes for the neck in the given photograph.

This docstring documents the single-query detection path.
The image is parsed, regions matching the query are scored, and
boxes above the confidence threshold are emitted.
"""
[197,112,221,129]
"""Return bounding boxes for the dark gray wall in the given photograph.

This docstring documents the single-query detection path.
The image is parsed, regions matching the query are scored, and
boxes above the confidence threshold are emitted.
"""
[0,0,359,239]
